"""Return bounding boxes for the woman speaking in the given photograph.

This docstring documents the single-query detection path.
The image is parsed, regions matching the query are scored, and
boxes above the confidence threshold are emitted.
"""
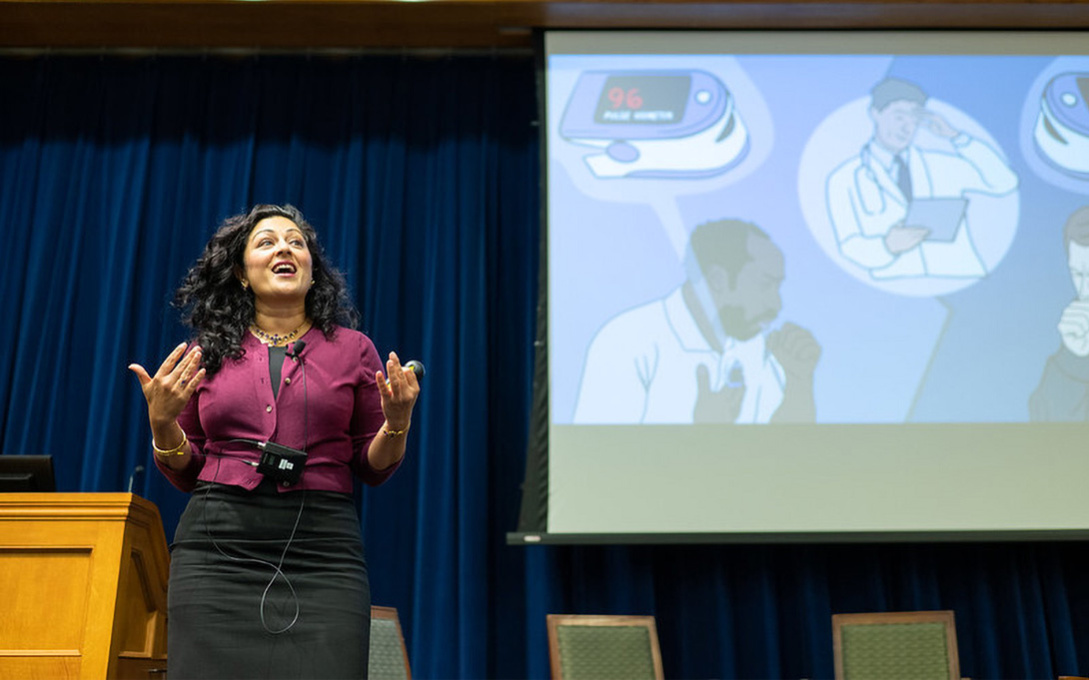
[129,204,419,679]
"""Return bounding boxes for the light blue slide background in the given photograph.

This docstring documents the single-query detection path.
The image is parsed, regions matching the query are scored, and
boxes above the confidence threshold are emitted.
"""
[549,51,1089,425]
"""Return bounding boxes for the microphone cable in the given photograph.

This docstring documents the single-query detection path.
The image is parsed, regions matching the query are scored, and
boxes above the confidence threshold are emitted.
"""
[200,451,304,635]
[198,338,311,635]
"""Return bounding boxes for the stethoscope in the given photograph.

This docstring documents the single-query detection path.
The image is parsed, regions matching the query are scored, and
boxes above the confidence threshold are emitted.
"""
[853,145,913,216]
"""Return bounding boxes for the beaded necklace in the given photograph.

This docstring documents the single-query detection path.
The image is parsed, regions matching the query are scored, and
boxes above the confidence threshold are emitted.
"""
[250,322,305,347]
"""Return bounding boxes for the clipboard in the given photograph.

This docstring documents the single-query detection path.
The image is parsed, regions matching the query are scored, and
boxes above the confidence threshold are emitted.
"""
[904,198,968,242]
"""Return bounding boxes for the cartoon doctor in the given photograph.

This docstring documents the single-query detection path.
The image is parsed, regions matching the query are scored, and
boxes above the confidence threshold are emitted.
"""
[826,77,1019,280]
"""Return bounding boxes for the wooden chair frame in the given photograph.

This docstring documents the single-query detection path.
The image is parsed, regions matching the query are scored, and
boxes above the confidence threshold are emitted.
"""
[546,614,665,680]
[832,610,959,680]
[371,605,412,680]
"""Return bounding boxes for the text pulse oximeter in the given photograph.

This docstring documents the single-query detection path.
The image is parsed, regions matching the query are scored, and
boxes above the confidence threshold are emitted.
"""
[559,69,749,179]
[1034,72,1089,178]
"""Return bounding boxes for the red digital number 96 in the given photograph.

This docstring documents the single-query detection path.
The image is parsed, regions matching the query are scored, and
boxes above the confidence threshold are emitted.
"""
[607,87,643,110]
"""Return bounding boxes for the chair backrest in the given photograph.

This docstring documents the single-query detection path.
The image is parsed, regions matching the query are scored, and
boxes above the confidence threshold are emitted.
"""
[546,614,664,680]
[369,605,411,680]
[832,610,960,680]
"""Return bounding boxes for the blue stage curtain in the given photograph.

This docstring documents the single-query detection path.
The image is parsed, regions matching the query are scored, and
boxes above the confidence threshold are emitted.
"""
[2,54,1089,680]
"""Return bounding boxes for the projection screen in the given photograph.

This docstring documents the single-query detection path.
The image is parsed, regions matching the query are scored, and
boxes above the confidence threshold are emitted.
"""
[513,30,1089,543]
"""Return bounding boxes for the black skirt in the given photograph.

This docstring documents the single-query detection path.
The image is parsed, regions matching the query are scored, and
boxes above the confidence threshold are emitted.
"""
[167,480,370,680]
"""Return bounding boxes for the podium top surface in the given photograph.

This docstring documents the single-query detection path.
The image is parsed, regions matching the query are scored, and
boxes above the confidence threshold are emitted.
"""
[0,492,162,521]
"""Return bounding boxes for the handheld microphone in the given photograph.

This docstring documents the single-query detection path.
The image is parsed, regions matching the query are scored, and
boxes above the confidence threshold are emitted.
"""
[404,360,425,381]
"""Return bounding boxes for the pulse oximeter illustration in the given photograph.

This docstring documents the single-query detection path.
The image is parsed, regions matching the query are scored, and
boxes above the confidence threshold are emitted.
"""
[1034,72,1089,178]
[559,69,749,179]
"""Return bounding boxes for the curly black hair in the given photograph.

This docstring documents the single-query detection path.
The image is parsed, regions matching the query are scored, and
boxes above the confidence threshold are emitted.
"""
[173,204,360,374]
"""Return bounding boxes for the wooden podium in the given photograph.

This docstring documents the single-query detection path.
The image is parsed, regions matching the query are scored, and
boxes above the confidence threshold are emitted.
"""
[0,493,170,679]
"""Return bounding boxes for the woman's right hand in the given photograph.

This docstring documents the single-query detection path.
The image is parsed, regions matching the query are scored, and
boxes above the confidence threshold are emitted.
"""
[128,342,206,427]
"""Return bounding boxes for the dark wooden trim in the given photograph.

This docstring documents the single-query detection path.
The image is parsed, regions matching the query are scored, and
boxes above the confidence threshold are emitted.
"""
[1,0,1088,50]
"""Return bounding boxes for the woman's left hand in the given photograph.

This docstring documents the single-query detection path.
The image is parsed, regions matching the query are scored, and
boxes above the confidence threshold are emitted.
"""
[376,351,420,430]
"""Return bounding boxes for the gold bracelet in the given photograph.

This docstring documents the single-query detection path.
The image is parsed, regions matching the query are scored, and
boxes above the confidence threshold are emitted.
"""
[152,430,189,457]
[382,423,410,438]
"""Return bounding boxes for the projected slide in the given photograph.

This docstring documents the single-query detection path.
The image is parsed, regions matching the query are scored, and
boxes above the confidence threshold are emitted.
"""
[539,32,1089,539]
[549,40,1089,427]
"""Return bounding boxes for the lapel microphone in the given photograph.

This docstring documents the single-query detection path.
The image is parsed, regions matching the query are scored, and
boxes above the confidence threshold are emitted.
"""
[286,340,306,360]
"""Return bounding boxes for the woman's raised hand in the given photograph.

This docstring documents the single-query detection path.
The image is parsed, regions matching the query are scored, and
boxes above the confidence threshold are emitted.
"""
[128,342,206,426]
[375,351,420,430]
